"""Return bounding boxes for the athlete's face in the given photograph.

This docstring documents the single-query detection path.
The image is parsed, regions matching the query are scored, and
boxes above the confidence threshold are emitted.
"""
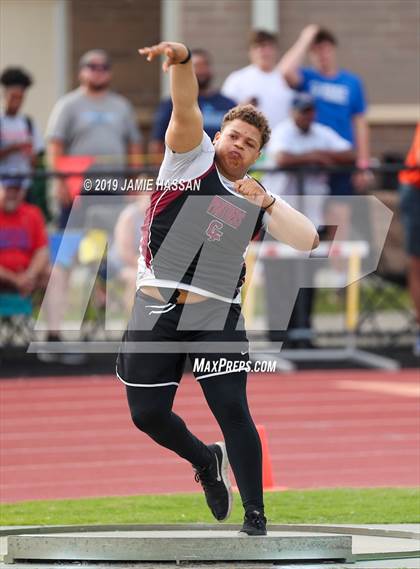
[79,56,112,92]
[214,119,261,179]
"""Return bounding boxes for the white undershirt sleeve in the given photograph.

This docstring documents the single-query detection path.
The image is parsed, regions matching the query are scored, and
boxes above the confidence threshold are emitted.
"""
[157,132,215,183]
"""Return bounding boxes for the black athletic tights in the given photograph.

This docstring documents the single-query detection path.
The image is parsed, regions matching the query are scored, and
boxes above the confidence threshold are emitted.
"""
[126,373,263,512]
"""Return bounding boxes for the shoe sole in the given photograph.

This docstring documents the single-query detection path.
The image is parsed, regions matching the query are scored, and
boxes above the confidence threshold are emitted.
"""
[237,529,267,536]
[215,441,233,522]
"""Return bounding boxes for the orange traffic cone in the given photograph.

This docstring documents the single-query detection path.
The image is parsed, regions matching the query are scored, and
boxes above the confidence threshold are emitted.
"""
[257,424,275,489]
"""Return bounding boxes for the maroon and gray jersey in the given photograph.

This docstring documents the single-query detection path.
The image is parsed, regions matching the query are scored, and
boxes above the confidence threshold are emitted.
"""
[137,132,268,303]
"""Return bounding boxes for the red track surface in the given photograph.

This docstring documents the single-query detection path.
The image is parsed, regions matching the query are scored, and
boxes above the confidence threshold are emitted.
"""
[1,369,419,503]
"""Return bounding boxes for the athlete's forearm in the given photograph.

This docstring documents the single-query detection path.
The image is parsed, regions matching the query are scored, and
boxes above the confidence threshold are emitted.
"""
[170,58,199,119]
[234,179,319,250]
[266,198,319,251]
[139,42,202,153]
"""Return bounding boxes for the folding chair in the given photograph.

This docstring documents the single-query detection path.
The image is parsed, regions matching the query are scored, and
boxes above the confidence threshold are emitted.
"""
[0,293,33,348]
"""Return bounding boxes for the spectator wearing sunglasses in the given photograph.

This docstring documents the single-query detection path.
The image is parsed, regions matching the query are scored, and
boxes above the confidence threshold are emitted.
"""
[47,49,143,226]
[42,49,143,361]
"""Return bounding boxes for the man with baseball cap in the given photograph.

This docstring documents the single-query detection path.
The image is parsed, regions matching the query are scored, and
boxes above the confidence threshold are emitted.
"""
[262,92,354,346]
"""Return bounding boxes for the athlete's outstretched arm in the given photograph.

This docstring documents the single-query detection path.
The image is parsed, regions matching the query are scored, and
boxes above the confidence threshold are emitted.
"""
[139,41,203,153]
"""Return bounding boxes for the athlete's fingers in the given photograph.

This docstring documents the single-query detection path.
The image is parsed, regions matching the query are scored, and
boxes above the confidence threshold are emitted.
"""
[242,181,254,193]
[237,184,253,196]
[140,44,178,72]
[149,44,165,60]
[164,46,175,59]
[237,186,252,198]
[236,184,264,206]
[236,180,254,194]
[235,180,266,207]
[139,43,169,62]
[246,179,264,195]
[162,47,176,72]
[138,47,157,62]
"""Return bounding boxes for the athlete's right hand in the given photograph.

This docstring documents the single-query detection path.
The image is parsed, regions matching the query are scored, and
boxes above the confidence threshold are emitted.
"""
[138,42,190,72]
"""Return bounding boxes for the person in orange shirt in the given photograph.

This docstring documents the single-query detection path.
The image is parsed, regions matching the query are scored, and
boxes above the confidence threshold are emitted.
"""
[399,122,420,356]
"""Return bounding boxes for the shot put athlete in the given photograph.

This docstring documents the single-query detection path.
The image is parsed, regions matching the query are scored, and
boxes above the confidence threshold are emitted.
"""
[116,41,319,536]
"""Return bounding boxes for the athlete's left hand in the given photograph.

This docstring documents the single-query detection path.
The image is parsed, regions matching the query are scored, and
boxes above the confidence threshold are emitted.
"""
[138,42,189,72]
[234,179,274,209]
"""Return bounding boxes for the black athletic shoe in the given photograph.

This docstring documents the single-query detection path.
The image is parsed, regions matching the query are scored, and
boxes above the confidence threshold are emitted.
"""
[238,510,267,536]
[193,442,232,521]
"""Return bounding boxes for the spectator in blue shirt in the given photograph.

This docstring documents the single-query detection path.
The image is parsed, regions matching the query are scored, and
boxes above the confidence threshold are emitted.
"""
[279,25,372,194]
[149,49,236,158]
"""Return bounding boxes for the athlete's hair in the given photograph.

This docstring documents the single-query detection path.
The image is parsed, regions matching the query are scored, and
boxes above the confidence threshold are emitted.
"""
[249,30,278,47]
[0,67,33,89]
[221,105,271,148]
[313,28,338,46]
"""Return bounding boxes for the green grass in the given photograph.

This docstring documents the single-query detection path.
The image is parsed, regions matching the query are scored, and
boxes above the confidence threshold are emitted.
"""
[1,488,419,526]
